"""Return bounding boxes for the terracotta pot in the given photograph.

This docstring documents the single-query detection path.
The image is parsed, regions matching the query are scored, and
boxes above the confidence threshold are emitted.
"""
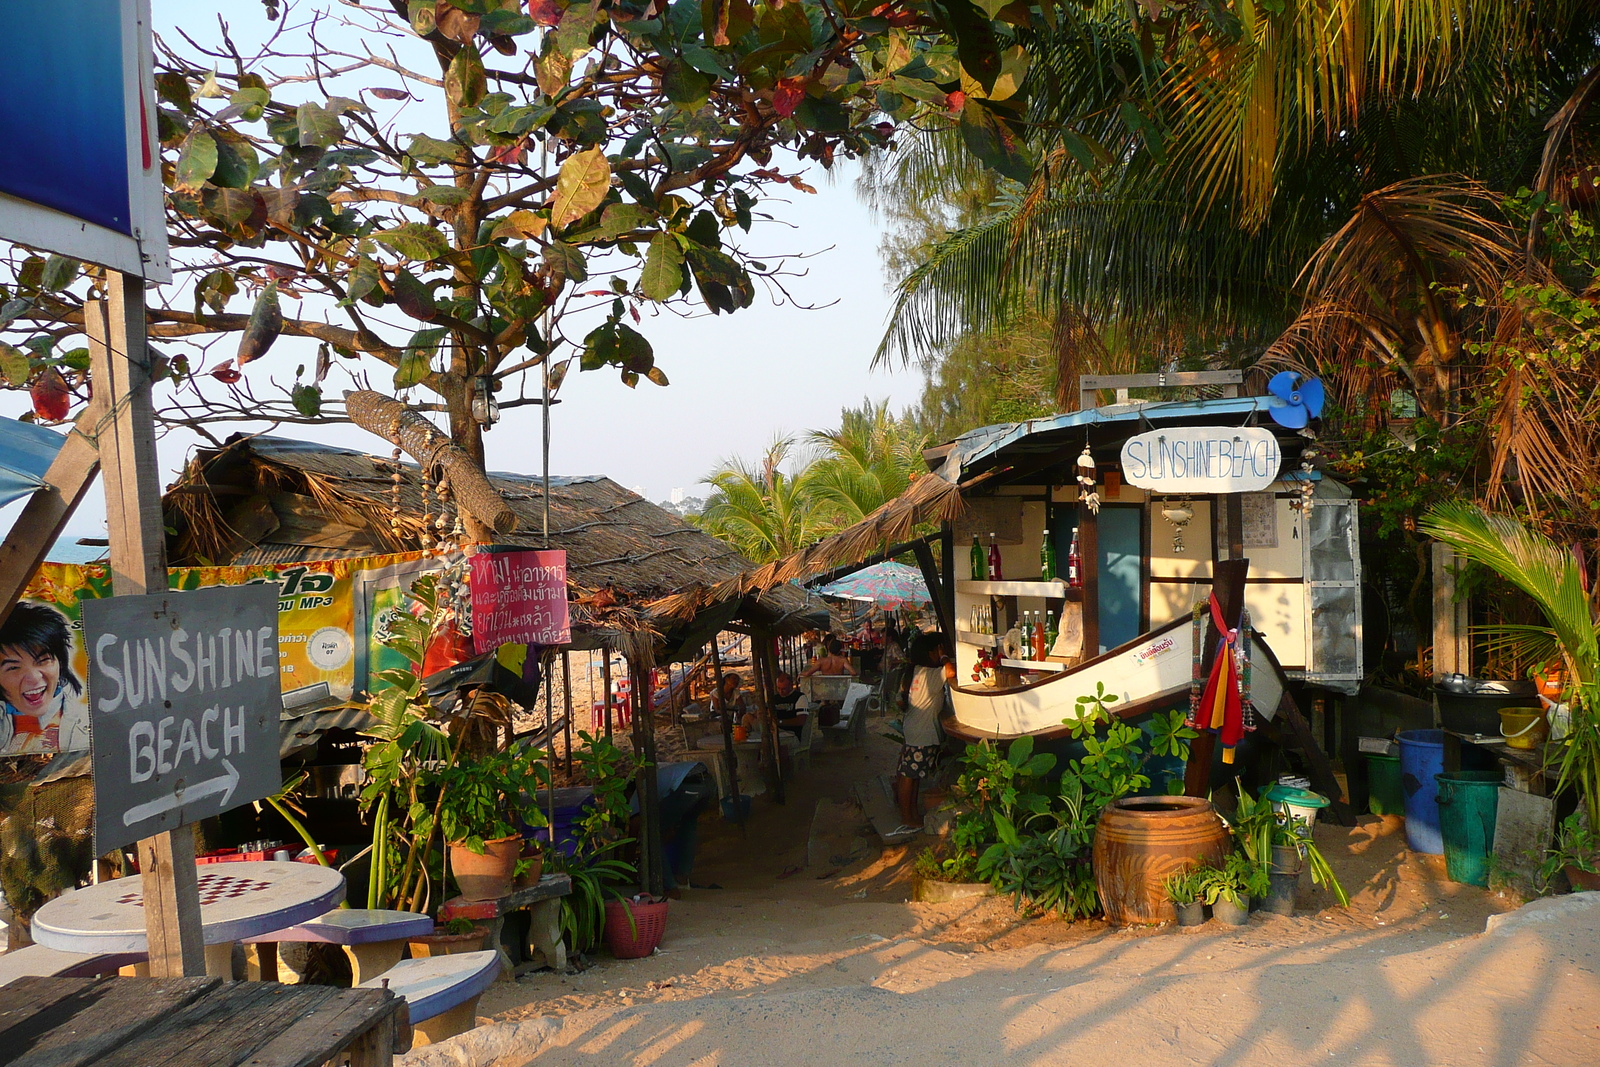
[1565,865,1600,893]
[409,924,489,958]
[514,852,545,890]
[1092,796,1230,926]
[450,834,521,901]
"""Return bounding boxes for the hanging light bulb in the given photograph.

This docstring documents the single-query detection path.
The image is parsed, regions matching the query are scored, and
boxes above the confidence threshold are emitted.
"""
[471,374,499,427]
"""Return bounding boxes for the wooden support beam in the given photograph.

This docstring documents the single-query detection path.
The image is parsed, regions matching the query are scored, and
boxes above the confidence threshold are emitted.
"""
[0,400,107,623]
[1225,494,1244,561]
[709,637,743,825]
[1078,370,1243,411]
[1432,542,1470,681]
[911,539,952,639]
[91,276,206,978]
[1184,557,1249,799]
[1078,503,1099,656]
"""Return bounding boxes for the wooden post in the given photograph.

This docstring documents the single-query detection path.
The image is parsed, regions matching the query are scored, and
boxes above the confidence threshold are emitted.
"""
[938,522,956,642]
[628,661,665,897]
[1184,557,1250,798]
[1432,542,1470,681]
[600,652,613,738]
[560,651,574,777]
[912,539,953,638]
[88,276,205,978]
[1078,502,1100,656]
[748,630,784,804]
[709,635,742,822]
[1225,494,1244,560]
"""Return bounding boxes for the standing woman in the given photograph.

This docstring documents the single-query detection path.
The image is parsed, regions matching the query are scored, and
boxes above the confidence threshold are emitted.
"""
[893,632,953,835]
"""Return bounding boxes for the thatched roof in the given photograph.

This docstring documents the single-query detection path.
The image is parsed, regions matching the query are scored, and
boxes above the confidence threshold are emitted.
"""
[163,435,825,657]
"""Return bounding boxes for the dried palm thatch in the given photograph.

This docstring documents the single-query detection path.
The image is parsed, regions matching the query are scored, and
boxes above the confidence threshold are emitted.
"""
[162,435,825,661]
[652,463,966,615]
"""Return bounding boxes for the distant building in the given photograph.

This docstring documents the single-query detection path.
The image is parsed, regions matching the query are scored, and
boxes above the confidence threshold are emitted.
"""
[670,487,685,505]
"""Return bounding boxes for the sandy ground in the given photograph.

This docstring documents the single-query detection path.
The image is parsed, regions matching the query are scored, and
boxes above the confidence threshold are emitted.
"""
[436,728,1600,1067]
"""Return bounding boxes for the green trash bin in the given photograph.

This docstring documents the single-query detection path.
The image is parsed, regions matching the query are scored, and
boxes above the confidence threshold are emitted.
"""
[1434,771,1502,886]
[1366,753,1404,816]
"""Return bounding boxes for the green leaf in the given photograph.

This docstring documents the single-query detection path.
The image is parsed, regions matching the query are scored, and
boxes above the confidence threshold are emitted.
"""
[598,203,657,239]
[236,282,284,365]
[296,102,343,148]
[175,130,219,192]
[446,46,488,108]
[550,147,611,231]
[342,257,383,306]
[210,136,260,189]
[229,86,271,122]
[959,99,1032,183]
[410,185,473,207]
[0,344,31,387]
[544,241,587,283]
[406,134,465,165]
[481,9,536,34]
[391,269,438,320]
[393,327,447,388]
[408,0,436,33]
[291,382,322,417]
[39,256,78,293]
[375,223,449,261]
[640,233,685,301]
[681,44,735,79]
[939,0,1001,93]
[663,61,712,108]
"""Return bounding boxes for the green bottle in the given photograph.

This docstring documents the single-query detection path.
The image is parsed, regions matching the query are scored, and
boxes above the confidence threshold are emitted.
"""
[970,534,987,581]
[1040,520,1056,581]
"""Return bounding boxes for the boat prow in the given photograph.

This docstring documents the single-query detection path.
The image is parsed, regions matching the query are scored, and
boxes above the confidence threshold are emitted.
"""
[945,619,1283,743]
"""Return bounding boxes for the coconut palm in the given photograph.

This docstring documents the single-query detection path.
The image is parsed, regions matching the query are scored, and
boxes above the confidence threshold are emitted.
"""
[699,439,825,564]
[806,400,930,527]
[1421,502,1600,830]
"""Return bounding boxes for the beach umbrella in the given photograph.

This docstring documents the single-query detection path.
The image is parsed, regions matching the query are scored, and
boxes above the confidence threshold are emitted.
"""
[815,561,930,609]
[0,418,64,507]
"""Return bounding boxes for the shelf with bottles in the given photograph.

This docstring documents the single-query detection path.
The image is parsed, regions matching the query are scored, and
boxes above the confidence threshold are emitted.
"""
[955,629,1002,649]
[1001,658,1069,673]
[956,579,1072,598]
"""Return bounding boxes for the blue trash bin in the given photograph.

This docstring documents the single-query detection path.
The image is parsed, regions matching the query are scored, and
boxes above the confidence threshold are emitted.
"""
[1398,729,1445,854]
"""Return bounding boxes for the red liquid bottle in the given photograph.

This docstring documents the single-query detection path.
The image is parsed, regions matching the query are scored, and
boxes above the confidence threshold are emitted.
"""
[987,533,1003,582]
[1067,528,1082,588]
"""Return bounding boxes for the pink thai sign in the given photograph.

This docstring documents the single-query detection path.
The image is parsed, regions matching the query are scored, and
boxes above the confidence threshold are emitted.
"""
[469,549,571,652]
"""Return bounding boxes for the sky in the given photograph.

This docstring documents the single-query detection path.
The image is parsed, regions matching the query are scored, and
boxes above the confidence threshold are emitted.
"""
[0,0,927,545]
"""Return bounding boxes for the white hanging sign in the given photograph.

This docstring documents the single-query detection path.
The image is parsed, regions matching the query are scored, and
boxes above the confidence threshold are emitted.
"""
[1119,426,1281,494]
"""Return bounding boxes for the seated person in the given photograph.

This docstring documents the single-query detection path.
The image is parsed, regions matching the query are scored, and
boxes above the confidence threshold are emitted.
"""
[800,639,855,678]
[768,672,810,738]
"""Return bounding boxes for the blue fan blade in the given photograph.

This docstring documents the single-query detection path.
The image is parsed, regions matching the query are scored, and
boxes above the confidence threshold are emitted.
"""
[1299,377,1325,417]
[1267,398,1309,429]
[1267,371,1299,403]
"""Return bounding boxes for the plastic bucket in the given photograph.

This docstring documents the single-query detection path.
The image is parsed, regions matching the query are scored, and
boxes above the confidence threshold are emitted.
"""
[1265,785,1330,832]
[1497,707,1548,751]
[1434,771,1502,886]
[1397,729,1446,854]
[1365,753,1404,816]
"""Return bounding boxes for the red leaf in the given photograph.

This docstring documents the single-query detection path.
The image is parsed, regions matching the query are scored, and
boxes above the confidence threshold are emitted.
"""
[370,87,412,101]
[773,78,806,118]
[29,368,69,422]
[487,137,528,166]
[527,0,564,25]
[945,90,965,114]
[210,360,242,384]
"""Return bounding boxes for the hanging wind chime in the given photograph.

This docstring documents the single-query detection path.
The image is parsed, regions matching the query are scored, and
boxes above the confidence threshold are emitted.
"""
[1076,445,1100,514]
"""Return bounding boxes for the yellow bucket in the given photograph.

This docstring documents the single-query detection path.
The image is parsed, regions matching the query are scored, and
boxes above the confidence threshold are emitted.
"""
[1498,707,1548,750]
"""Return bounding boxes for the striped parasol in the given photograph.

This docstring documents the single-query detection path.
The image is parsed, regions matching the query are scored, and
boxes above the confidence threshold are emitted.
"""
[814,561,929,609]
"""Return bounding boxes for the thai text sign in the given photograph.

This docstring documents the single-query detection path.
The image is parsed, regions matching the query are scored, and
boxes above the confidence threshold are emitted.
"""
[1119,426,1281,494]
[85,586,283,852]
[469,549,570,653]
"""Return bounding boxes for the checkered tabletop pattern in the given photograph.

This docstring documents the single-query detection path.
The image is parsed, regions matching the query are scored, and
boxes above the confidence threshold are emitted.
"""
[114,873,276,909]
[31,862,346,954]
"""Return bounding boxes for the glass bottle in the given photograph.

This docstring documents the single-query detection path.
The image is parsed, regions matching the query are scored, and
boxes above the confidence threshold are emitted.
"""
[1067,527,1082,588]
[1032,612,1047,661]
[970,534,986,581]
[1045,609,1058,649]
[1040,519,1056,581]
[987,533,1003,581]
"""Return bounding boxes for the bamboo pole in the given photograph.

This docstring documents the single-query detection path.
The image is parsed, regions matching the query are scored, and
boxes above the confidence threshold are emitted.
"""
[601,651,613,739]
[561,650,575,778]
[709,637,742,825]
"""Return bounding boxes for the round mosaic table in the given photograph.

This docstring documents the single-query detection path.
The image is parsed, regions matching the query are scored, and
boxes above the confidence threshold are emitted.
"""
[32,861,346,957]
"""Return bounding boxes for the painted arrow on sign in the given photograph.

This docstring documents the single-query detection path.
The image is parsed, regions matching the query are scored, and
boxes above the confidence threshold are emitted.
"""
[120,759,240,828]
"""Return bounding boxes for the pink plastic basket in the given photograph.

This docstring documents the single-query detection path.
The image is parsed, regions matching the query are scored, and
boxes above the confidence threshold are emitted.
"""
[603,898,669,959]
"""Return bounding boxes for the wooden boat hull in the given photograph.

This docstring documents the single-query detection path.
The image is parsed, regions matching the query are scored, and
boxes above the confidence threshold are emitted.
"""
[946,619,1283,742]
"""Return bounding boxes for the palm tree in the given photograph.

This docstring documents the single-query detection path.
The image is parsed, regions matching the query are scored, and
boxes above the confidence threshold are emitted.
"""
[1421,502,1600,830]
[806,400,929,527]
[698,439,825,564]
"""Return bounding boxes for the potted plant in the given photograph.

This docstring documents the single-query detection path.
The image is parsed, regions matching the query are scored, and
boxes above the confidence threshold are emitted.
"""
[1201,854,1266,926]
[1541,813,1600,892]
[514,842,547,890]
[913,843,994,902]
[604,893,671,959]
[553,733,650,957]
[1423,504,1600,876]
[435,745,550,902]
[1164,868,1207,927]
[1229,783,1350,909]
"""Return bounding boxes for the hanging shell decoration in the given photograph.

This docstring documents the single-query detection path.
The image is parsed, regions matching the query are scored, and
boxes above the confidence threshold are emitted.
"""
[1162,500,1195,554]
[1076,445,1100,514]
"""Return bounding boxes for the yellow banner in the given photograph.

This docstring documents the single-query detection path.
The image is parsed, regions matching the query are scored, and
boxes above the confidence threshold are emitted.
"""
[3,551,441,756]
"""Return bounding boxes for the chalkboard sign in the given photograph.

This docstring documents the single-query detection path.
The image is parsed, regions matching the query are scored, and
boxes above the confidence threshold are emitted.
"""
[84,585,283,854]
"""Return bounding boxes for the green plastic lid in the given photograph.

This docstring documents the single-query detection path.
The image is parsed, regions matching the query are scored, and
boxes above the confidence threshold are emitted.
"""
[1264,785,1330,808]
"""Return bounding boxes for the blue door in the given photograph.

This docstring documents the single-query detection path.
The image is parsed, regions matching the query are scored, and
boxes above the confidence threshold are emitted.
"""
[1096,506,1143,653]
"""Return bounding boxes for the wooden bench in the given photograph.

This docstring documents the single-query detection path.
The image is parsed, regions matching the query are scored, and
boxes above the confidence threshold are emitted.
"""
[243,908,435,984]
[0,974,407,1066]
[0,945,146,986]
[359,949,499,1046]
[438,872,572,976]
